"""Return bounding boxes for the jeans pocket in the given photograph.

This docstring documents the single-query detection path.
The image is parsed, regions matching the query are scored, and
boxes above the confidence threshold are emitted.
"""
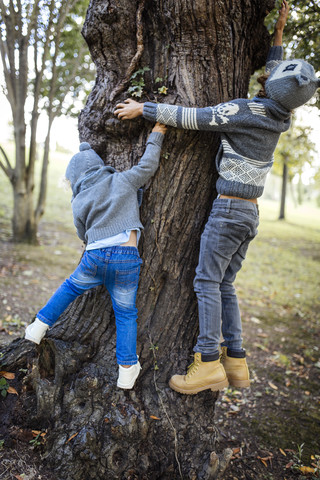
[115,265,140,291]
[217,221,249,256]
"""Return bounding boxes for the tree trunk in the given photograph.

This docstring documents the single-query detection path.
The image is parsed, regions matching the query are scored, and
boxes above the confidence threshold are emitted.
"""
[12,119,39,244]
[1,1,274,478]
[12,182,38,244]
[35,116,54,222]
[279,162,288,220]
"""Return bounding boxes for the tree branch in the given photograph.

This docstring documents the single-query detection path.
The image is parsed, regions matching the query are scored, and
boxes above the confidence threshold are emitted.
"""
[0,144,14,182]
[109,0,146,102]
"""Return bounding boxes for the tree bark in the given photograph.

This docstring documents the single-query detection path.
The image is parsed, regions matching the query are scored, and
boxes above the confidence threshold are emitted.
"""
[1,1,274,478]
[279,162,288,220]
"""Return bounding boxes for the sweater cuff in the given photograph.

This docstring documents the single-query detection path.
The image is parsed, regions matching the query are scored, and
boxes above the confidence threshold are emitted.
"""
[266,45,283,63]
[147,131,164,148]
[143,102,158,122]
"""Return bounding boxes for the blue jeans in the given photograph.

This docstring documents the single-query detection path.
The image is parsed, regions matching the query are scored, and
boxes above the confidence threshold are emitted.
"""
[37,246,142,365]
[193,198,259,356]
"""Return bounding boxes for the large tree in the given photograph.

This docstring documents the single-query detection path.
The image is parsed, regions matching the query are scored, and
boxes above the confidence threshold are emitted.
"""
[0,0,94,244]
[1,1,274,478]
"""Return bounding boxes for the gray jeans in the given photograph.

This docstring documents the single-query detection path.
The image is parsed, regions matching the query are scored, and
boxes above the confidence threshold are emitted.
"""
[193,197,259,356]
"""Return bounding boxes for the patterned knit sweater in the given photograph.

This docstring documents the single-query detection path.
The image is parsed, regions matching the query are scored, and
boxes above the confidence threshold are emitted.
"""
[143,46,291,199]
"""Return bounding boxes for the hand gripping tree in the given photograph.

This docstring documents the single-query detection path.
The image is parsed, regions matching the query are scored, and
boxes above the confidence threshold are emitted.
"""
[1,1,273,478]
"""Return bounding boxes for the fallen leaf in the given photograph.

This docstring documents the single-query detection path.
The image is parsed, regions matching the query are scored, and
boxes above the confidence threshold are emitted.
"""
[257,456,268,467]
[233,447,241,455]
[254,343,269,352]
[285,460,294,469]
[299,466,315,475]
[268,381,278,390]
[32,430,41,436]
[280,448,287,456]
[0,371,15,379]
[14,475,25,480]
[66,432,79,443]
[221,395,231,403]
[150,415,160,420]
[7,386,18,395]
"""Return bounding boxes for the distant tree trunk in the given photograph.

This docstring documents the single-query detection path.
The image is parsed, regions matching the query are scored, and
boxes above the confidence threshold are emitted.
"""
[0,0,93,244]
[297,172,303,205]
[1,1,274,478]
[279,162,288,220]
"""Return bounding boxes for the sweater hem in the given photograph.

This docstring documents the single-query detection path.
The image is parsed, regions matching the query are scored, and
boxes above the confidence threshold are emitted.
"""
[86,222,144,245]
[216,178,263,199]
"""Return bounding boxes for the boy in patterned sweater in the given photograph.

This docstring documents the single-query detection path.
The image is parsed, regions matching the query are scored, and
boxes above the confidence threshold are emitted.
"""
[114,1,319,394]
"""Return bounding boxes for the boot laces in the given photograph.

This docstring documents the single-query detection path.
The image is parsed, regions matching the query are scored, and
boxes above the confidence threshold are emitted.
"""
[186,357,200,377]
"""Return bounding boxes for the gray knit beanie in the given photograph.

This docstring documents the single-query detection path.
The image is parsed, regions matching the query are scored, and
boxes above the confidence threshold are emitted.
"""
[65,142,105,189]
[265,59,320,110]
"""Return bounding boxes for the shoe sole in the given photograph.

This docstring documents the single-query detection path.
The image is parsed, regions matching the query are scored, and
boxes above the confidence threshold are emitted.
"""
[169,378,229,394]
[117,368,141,390]
[25,333,41,345]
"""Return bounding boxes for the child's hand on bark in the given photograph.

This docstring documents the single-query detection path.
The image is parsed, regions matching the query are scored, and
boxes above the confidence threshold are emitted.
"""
[114,98,143,120]
[152,122,167,135]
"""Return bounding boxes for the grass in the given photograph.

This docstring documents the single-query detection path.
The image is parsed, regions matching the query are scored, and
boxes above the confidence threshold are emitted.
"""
[1,150,320,476]
[0,150,319,321]
[237,199,320,320]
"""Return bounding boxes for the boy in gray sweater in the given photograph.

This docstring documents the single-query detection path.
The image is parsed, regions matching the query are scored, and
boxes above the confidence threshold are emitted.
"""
[114,1,319,394]
[25,123,166,390]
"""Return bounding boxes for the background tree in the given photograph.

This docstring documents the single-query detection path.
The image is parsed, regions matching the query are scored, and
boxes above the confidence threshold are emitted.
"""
[2,1,283,479]
[0,0,94,244]
[273,122,316,219]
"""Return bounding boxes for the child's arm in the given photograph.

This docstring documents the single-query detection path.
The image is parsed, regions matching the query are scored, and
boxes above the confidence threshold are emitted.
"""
[122,122,166,189]
[116,97,244,133]
[273,0,289,46]
[266,0,289,72]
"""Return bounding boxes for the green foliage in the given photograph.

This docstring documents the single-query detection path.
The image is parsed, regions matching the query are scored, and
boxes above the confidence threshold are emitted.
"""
[29,432,42,448]
[264,1,320,107]
[128,67,150,98]
[273,119,316,181]
[0,353,8,398]
[149,343,159,370]
[0,0,95,120]
[155,77,168,95]
[0,352,9,398]
[0,377,9,398]
[37,0,96,117]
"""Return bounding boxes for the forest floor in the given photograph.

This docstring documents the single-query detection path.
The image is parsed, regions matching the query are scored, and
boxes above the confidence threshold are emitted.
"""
[0,156,319,479]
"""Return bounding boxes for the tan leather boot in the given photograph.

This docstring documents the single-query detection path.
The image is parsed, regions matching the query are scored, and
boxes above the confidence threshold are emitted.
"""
[169,352,229,394]
[220,346,250,388]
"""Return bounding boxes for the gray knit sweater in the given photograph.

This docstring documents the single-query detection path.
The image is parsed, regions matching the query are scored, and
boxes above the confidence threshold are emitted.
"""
[143,46,291,199]
[67,132,164,244]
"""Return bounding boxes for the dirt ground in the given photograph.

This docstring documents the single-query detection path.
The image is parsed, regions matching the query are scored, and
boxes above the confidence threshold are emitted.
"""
[0,219,319,480]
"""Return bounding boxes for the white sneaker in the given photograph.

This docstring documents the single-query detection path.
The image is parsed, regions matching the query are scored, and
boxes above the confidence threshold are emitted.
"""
[25,318,49,344]
[117,361,141,389]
